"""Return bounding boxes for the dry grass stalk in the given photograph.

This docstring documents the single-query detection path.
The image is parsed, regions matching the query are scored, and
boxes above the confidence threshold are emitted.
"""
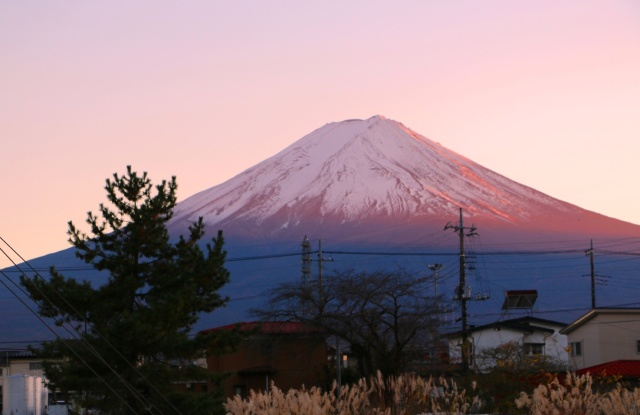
[598,385,640,415]
[515,372,599,415]
[515,372,640,415]
[224,372,479,415]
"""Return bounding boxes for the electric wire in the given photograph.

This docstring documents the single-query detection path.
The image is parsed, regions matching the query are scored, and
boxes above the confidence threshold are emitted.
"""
[0,243,168,414]
[0,252,141,413]
[0,237,181,415]
[4,235,640,362]
[5,244,640,275]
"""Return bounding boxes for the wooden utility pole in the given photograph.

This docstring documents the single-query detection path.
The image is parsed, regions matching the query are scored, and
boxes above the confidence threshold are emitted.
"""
[428,263,443,319]
[587,239,595,309]
[301,235,312,285]
[315,239,332,293]
[457,209,469,373]
[445,208,477,373]
[318,239,323,291]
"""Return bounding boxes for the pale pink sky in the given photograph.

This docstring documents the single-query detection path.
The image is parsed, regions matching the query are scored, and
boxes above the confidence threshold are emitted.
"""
[2,1,640,263]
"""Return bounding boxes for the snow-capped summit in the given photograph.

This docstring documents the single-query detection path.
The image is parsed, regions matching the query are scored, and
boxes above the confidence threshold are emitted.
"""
[170,116,639,244]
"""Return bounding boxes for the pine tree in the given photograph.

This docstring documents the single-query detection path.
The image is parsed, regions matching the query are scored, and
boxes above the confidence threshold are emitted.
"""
[21,166,233,415]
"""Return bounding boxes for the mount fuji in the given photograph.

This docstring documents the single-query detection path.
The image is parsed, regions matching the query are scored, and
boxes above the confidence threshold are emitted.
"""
[5,115,640,343]
[169,115,638,244]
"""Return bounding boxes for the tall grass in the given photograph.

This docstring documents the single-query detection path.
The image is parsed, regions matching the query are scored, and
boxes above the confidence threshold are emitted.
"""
[225,371,479,415]
[516,372,640,415]
[226,372,640,415]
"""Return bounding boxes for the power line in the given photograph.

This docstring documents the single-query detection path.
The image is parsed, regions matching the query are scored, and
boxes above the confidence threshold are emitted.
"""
[0,262,142,413]
[5,239,640,275]
[0,237,181,415]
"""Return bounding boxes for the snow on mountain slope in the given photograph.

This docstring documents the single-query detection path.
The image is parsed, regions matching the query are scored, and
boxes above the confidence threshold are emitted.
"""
[170,115,638,243]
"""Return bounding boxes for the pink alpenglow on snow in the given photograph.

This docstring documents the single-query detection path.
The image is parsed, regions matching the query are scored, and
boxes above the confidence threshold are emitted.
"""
[169,116,640,245]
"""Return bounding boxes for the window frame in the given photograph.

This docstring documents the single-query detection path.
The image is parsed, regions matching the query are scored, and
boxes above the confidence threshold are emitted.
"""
[524,342,545,355]
[570,341,582,357]
[29,361,44,371]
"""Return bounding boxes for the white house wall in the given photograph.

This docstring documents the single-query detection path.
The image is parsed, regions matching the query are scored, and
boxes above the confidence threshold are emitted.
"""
[543,332,569,363]
[449,327,525,371]
[599,314,640,363]
[566,312,640,370]
[522,329,568,364]
[448,323,569,372]
[476,328,526,371]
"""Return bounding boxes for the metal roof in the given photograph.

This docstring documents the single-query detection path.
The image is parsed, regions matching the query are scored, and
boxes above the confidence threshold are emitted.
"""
[560,308,640,335]
[201,321,326,335]
[446,316,564,338]
[577,360,640,378]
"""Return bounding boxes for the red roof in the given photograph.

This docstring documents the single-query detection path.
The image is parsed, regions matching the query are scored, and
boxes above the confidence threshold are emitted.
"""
[237,365,276,375]
[201,321,326,335]
[577,360,640,378]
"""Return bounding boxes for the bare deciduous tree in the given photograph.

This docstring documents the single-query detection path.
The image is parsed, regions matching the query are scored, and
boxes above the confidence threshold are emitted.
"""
[254,269,439,377]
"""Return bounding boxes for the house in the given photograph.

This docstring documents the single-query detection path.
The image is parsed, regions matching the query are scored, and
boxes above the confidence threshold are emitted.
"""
[1,351,46,379]
[203,321,328,398]
[560,307,640,372]
[447,316,569,372]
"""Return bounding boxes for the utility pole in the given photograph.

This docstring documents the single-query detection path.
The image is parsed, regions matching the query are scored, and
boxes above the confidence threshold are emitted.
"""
[586,239,595,309]
[445,208,477,373]
[428,263,443,320]
[318,239,323,290]
[301,235,312,285]
[336,338,341,395]
[315,239,332,293]
[428,263,443,368]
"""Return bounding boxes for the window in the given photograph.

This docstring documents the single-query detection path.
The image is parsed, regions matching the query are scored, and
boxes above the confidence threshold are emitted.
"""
[524,343,544,355]
[570,341,582,357]
[29,362,43,371]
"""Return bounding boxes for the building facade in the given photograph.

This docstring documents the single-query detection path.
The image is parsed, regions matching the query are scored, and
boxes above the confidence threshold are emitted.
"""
[204,322,328,398]
[447,316,569,372]
[560,308,640,371]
